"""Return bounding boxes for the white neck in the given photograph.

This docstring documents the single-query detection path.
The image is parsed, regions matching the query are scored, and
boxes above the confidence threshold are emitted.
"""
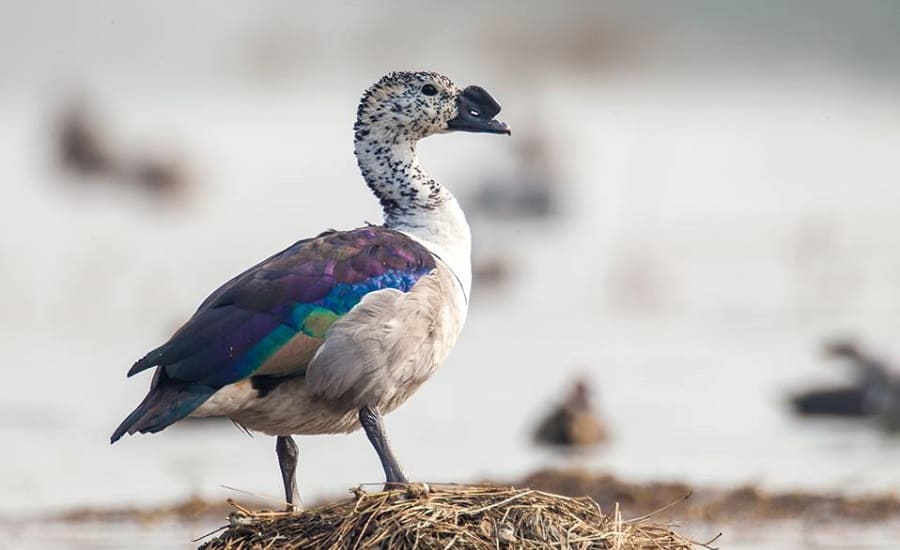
[354,136,472,301]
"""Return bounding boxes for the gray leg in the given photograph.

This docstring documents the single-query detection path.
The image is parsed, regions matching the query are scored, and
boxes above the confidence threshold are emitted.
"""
[359,405,408,487]
[275,436,301,511]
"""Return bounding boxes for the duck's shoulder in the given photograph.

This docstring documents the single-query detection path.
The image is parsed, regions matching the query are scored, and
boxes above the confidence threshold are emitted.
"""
[287,225,438,272]
[194,225,438,313]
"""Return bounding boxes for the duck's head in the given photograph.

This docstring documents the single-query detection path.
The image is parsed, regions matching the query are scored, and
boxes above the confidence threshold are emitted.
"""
[355,71,510,144]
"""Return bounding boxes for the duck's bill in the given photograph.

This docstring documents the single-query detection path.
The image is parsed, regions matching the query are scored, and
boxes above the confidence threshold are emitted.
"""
[447,85,511,135]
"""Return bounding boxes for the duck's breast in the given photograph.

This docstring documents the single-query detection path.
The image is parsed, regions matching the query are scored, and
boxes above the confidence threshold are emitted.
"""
[304,260,465,413]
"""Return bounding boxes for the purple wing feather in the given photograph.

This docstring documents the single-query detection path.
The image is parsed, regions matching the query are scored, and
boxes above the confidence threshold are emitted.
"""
[129,227,437,387]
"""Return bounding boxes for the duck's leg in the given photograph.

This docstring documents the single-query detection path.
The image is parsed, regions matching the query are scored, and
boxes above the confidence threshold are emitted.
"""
[359,405,408,488]
[275,435,301,511]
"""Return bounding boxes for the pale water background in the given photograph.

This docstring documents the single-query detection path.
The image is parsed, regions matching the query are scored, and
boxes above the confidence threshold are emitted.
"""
[2,1,900,548]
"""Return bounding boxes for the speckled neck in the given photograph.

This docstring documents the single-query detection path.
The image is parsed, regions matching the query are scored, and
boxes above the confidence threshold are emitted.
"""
[353,128,472,302]
[353,131,451,226]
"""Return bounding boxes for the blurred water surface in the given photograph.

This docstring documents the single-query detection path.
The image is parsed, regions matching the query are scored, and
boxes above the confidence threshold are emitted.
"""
[2,2,900,548]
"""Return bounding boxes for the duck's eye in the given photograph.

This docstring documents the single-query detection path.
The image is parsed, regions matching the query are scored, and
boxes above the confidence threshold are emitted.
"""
[421,84,438,96]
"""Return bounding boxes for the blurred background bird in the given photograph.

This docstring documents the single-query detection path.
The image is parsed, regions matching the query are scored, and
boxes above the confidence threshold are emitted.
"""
[534,378,609,449]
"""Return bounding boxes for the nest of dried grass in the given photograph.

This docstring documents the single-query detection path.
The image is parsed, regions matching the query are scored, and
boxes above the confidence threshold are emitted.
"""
[199,484,711,550]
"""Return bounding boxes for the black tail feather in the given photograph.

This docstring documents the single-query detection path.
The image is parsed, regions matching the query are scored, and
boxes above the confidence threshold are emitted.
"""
[111,372,216,443]
[127,345,169,377]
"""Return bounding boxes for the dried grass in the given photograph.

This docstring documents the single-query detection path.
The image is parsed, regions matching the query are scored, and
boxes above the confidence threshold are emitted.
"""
[199,484,713,550]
